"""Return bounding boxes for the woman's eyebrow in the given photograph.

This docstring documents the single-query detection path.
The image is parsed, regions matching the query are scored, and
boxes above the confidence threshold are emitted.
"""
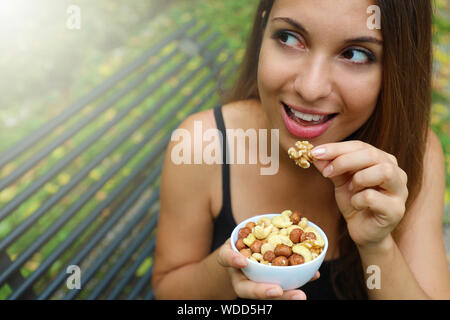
[271,17,383,45]
[345,37,383,45]
[271,17,309,35]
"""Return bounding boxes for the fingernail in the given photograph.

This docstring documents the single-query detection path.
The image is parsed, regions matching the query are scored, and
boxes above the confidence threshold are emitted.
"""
[311,147,326,158]
[266,288,282,298]
[291,293,306,300]
[323,165,333,177]
[233,255,246,266]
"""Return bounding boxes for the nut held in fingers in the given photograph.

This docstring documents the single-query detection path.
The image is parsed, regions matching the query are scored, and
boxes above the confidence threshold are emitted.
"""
[288,141,316,169]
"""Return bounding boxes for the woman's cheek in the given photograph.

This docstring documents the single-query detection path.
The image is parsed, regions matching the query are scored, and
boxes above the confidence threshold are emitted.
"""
[339,72,381,117]
[258,45,291,96]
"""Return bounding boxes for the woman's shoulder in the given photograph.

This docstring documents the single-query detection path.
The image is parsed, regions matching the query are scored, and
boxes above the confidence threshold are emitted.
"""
[178,98,262,131]
[221,98,265,129]
[394,128,445,237]
[424,128,444,161]
[422,127,445,203]
[421,128,445,193]
[161,100,261,220]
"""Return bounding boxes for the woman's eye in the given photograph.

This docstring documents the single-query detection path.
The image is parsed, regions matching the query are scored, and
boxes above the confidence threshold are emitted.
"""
[341,48,375,64]
[273,31,304,49]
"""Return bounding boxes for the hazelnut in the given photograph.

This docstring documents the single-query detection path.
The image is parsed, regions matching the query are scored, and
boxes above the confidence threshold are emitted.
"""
[239,248,252,258]
[303,226,325,247]
[290,211,301,224]
[235,239,246,251]
[263,250,276,262]
[301,232,316,243]
[288,254,305,266]
[274,244,292,257]
[272,256,289,266]
[250,240,263,253]
[289,228,303,244]
[238,227,252,239]
[246,222,256,230]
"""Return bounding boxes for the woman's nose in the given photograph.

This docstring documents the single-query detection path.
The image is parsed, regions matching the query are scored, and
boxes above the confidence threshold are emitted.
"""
[293,54,332,103]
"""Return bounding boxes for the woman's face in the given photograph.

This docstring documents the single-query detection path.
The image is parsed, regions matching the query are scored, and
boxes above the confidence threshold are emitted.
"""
[257,0,383,151]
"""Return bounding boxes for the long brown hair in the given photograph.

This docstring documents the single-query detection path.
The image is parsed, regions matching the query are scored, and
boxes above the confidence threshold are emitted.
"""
[220,0,433,299]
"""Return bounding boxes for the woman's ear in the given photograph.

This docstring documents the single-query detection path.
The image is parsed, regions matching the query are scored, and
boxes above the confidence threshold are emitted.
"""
[261,10,268,30]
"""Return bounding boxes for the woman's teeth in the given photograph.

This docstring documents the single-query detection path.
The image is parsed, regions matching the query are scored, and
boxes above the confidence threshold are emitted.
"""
[289,107,325,122]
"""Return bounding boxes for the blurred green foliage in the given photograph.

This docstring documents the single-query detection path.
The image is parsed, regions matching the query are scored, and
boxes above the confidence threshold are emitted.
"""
[0,0,448,299]
[431,0,450,222]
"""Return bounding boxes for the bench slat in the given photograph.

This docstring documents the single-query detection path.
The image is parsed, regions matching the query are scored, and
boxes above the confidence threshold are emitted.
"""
[0,20,197,170]
[1,19,239,299]
[0,32,223,255]
[87,212,159,300]
[0,24,213,221]
[106,237,157,300]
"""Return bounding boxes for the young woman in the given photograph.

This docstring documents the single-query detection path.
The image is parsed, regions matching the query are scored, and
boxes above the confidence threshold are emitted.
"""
[152,0,450,299]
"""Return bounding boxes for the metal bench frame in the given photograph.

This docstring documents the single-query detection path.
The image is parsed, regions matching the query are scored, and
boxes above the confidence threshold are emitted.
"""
[0,18,237,300]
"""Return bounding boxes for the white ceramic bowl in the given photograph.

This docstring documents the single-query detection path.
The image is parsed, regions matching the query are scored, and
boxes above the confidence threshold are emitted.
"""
[230,213,328,291]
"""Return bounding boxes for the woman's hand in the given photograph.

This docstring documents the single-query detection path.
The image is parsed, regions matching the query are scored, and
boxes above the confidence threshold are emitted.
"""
[311,140,409,248]
[217,239,319,300]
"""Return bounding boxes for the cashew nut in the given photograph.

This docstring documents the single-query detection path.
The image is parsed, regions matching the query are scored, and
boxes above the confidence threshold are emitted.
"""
[281,210,292,218]
[251,253,263,262]
[278,234,294,247]
[303,226,325,247]
[272,215,292,228]
[261,242,276,255]
[292,244,313,262]
[257,217,271,227]
[242,233,256,247]
[253,224,273,240]
[298,217,308,229]
[267,234,282,246]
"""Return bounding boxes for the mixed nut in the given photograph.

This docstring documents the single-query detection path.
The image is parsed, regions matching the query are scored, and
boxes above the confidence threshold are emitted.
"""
[288,141,315,169]
[235,210,325,266]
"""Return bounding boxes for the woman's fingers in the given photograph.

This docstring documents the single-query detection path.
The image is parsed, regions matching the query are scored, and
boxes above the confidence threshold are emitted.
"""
[350,163,408,198]
[313,141,398,166]
[218,240,284,299]
[351,189,405,226]
[312,140,368,161]
[217,239,247,269]
[228,267,284,299]
[313,144,403,194]
[276,290,307,300]
[229,268,307,300]
[228,265,318,300]
[311,271,320,282]
[219,239,320,300]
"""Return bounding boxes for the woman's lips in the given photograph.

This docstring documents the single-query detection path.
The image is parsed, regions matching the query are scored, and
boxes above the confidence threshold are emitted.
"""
[281,103,337,139]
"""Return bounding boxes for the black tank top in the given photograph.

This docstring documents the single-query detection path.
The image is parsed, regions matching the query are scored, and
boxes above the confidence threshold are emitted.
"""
[210,105,342,300]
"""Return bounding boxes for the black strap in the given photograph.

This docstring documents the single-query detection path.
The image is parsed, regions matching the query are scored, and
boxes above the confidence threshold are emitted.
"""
[213,105,232,215]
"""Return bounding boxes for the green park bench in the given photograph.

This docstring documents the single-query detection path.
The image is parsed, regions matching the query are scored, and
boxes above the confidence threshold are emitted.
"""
[0,18,237,300]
